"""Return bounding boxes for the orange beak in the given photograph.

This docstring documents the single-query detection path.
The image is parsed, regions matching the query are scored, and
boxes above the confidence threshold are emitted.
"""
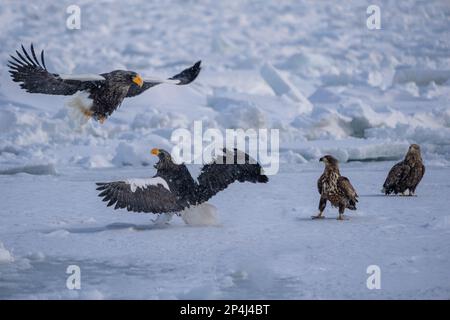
[132,74,144,87]
[151,148,160,156]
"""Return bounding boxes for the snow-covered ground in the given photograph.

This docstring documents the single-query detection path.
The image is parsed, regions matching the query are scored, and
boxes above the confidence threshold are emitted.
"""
[0,0,449,299]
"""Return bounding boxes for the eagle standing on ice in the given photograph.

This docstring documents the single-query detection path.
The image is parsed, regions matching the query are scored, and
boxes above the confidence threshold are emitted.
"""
[96,148,268,220]
[8,44,201,124]
[382,144,425,196]
[313,155,358,221]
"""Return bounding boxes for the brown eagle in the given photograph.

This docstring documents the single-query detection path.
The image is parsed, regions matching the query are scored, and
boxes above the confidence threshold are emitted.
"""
[313,155,358,220]
[96,148,268,215]
[382,144,425,196]
[8,44,201,123]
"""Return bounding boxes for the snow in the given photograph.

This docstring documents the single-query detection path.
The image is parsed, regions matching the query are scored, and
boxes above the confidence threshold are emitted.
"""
[181,203,219,226]
[0,0,449,299]
[0,242,14,264]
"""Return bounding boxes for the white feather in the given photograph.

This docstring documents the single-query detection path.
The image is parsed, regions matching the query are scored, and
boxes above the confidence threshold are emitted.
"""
[143,77,180,85]
[59,74,106,81]
[125,177,171,192]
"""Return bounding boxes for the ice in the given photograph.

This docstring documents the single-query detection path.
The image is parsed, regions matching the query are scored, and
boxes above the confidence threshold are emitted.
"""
[0,0,449,299]
[393,68,450,86]
[0,164,57,175]
[260,63,313,114]
[181,203,219,226]
[0,242,14,264]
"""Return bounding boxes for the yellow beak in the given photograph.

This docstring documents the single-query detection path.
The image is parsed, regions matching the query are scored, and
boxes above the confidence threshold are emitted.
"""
[132,74,144,87]
[151,148,160,156]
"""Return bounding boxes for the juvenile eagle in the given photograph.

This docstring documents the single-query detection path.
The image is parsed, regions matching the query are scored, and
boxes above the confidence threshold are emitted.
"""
[8,44,201,123]
[313,155,358,220]
[382,144,425,196]
[96,148,268,217]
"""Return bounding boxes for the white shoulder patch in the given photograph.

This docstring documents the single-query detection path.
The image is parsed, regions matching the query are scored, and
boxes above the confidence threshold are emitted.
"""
[125,177,171,193]
[143,77,180,85]
[59,74,106,81]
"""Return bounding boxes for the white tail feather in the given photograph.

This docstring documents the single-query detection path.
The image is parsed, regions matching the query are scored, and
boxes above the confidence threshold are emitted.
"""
[66,91,93,127]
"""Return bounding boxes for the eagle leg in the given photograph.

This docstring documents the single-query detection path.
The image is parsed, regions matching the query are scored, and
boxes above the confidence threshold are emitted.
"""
[98,116,106,124]
[337,205,346,221]
[81,108,93,119]
[312,197,327,219]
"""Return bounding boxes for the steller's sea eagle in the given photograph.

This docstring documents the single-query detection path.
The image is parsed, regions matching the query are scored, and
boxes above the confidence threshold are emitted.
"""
[313,155,358,221]
[8,44,201,124]
[382,144,425,196]
[96,148,268,219]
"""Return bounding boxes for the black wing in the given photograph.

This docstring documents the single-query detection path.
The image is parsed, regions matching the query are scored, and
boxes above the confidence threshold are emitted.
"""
[195,148,268,204]
[96,180,185,214]
[126,61,201,97]
[8,44,103,96]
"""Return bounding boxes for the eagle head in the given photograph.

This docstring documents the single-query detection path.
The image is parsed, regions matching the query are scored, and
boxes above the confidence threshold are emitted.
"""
[109,70,143,87]
[320,155,339,167]
[408,144,421,153]
[151,148,175,169]
[406,144,422,163]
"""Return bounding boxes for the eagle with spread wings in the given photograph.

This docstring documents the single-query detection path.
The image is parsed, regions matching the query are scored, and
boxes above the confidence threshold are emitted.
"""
[8,44,201,123]
[96,148,268,217]
[313,155,358,221]
[382,144,425,196]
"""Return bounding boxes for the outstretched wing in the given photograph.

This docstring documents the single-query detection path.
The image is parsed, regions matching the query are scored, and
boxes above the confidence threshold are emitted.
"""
[96,177,184,214]
[126,61,201,97]
[383,161,410,192]
[8,44,105,96]
[195,148,268,204]
[338,176,358,202]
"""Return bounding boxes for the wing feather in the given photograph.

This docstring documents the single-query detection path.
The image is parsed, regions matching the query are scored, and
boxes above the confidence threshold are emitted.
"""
[338,176,358,201]
[96,179,184,214]
[9,44,104,96]
[126,61,201,97]
[195,148,268,204]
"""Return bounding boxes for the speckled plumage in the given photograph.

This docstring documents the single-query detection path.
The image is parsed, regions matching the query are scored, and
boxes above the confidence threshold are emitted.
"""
[314,155,358,220]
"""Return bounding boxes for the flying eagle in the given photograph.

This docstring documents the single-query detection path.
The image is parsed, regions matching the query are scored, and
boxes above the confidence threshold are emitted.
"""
[96,148,268,217]
[313,155,358,220]
[8,44,201,123]
[382,144,425,196]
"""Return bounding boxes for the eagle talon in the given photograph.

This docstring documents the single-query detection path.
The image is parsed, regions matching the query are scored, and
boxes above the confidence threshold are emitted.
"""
[311,213,325,219]
[82,109,93,118]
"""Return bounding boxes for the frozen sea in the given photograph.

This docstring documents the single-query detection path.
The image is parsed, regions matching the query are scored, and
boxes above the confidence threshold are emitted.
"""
[0,0,449,299]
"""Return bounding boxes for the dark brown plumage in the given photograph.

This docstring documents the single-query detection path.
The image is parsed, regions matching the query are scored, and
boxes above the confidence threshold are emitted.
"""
[313,155,358,220]
[382,144,425,196]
